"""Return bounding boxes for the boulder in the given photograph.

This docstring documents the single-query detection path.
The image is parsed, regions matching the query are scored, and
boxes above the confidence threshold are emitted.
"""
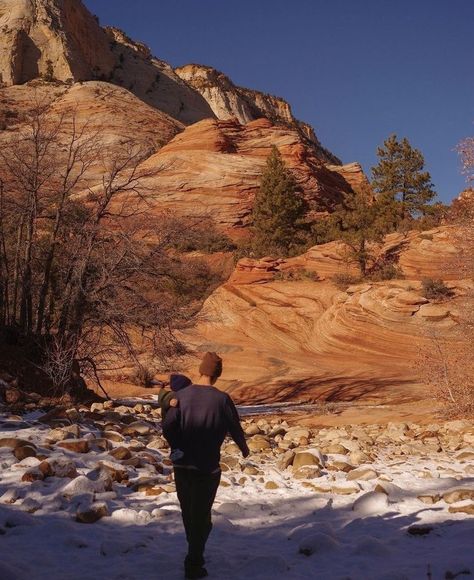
[56,439,90,453]
[327,461,354,473]
[0,438,34,450]
[247,435,271,452]
[109,446,132,461]
[456,451,474,461]
[121,421,154,436]
[331,484,361,495]
[293,466,322,480]
[443,488,474,504]
[13,445,37,461]
[103,431,125,443]
[76,502,109,524]
[98,461,129,483]
[352,491,390,515]
[325,443,349,455]
[292,450,324,470]
[347,467,378,481]
[265,481,280,490]
[448,503,474,515]
[276,450,296,471]
[244,424,261,436]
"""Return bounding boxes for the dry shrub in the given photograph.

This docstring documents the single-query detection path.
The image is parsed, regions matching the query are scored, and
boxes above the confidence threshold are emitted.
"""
[419,333,474,419]
[418,149,474,418]
[274,268,319,282]
[367,262,403,282]
[331,272,362,290]
[131,365,155,387]
[421,278,453,300]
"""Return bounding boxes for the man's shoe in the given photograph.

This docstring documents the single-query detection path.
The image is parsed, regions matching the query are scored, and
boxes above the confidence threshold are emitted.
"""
[184,565,208,579]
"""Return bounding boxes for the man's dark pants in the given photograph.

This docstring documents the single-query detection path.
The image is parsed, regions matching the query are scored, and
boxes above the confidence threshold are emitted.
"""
[174,468,221,566]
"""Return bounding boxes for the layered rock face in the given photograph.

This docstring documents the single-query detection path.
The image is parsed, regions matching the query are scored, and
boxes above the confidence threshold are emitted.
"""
[0,81,183,145]
[0,0,215,124]
[132,118,366,232]
[0,81,184,187]
[0,0,346,149]
[175,63,336,158]
[0,0,354,188]
[183,226,471,404]
[0,0,115,85]
[103,27,214,125]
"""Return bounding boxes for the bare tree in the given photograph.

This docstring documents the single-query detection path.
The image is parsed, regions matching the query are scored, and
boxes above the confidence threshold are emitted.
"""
[418,138,474,418]
[0,101,221,397]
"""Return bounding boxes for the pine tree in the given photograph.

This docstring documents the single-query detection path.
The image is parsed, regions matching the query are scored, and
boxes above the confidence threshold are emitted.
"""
[251,146,308,256]
[329,185,395,276]
[371,134,436,222]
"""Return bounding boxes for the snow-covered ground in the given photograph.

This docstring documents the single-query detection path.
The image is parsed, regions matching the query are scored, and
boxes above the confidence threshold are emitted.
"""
[0,408,473,580]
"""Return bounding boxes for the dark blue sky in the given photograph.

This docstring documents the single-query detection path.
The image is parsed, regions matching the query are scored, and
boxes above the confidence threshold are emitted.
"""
[87,0,473,203]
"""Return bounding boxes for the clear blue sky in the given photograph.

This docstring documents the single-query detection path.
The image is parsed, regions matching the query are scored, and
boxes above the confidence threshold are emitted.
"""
[87,0,473,203]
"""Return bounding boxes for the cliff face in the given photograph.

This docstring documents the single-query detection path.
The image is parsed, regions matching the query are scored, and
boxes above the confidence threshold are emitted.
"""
[127,118,365,233]
[175,63,339,162]
[103,28,215,125]
[183,226,471,404]
[0,0,214,124]
[0,0,345,163]
[0,0,115,85]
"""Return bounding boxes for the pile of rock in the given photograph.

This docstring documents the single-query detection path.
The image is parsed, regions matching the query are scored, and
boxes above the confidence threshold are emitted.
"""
[1,401,473,523]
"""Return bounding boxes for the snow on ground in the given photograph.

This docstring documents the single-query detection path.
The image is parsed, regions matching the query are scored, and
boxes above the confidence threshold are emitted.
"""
[0,408,473,580]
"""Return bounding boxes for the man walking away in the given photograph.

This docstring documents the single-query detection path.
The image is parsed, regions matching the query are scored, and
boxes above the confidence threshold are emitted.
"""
[163,352,249,580]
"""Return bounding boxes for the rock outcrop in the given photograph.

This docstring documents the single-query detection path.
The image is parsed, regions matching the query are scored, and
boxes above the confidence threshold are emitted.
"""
[0,0,115,85]
[0,0,344,152]
[181,226,471,404]
[0,80,183,146]
[103,27,215,124]
[0,80,184,188]
[175,63,337,159]
[0,0,215,124]
[131,118,365,232]
[0,0,359,209]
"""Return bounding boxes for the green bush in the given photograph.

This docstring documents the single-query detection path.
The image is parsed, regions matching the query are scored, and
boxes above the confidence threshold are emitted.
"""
[421,278,453,300]
[331,272,362,290]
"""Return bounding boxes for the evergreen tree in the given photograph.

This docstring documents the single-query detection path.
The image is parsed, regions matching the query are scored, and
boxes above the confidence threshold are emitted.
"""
[329,185,395,275]
[371,134,436,222]
[252,146,308,256]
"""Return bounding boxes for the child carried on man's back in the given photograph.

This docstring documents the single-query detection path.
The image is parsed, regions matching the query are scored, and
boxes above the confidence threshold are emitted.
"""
[158,373,191,462]
[157,373,192,420]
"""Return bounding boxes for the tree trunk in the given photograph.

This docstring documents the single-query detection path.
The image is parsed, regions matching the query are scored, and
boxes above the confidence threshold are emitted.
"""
[358,239,367,276]
[36,206,64,335]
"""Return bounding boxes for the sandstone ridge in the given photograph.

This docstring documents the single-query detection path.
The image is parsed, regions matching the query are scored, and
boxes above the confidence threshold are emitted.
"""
[0,0,345,163]
[134,118,366,232]
[182,226,471,404]
[175,63,338,160]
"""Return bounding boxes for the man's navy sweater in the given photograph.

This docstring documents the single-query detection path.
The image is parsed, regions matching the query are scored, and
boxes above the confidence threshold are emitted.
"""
[162,384,248,473]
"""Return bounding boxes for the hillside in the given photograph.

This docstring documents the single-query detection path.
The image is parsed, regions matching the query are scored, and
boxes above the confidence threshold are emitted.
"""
[176,226,471,405]
[0,0,470,414]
